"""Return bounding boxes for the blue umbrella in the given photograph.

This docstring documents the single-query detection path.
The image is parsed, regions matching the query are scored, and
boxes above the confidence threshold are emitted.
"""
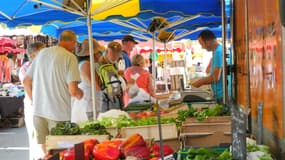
[103,0,231,20]
[41,15,225,41]
[0,0,85,27]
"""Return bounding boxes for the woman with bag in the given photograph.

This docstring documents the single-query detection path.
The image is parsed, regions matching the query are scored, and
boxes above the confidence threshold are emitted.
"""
[71,39,105,124]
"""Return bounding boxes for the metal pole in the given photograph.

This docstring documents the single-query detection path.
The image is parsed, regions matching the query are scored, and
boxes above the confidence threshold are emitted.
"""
[163,42,169,93]
[152,33,156,90]
[151,32,164,159]
[86,0,97,120]
[155,102,164,159]
[222,0,228,104]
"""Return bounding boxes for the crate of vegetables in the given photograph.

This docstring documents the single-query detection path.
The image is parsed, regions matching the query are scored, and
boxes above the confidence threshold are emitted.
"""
[179,104,232,147]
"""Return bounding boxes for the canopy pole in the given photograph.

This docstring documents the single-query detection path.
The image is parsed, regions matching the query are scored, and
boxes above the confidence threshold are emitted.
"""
[163,42,169,93]
[222,0,228,104]
[86,0,97,120]
[152,33,156,89]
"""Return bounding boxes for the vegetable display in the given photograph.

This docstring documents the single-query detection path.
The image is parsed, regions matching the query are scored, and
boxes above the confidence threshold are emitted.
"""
[80,121,111,137]
[98,115,177,129]
[50,121,110,136]
[177,104,229,122]
[50,122,80,135]
[247,144,273,160]
[178,147,232,160]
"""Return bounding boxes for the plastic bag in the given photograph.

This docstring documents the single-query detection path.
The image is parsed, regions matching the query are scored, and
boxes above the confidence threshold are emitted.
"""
[71,98,88,124]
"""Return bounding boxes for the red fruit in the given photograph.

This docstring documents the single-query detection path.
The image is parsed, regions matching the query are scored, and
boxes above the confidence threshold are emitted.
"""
[149,111,156,116]
[136,112,142,118]
[163,145,174,156]
[92,142,121,160]
[123,145,150,159]
[121,134,150,159]
[129,112,137,119]
[63,149,74,160]
[83,139,98,152]
[121,134,147,150]
[149,143,174,158]
[160,110,167,114]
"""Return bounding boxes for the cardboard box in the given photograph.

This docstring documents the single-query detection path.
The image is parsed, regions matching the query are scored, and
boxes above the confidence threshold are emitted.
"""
[120,123,177,141]
[46,135,109,151]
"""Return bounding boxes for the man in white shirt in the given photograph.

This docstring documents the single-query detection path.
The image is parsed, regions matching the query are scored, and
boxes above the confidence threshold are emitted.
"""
[23,30,83,157]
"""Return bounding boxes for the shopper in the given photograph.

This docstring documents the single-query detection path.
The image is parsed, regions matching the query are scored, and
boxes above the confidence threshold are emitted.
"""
[120,35,138,70]
[19,42,45,160]
[23,30,83,157]
[95,41,123,113]
[191,30,223,104]
[72,38,105,122]
[124,54,155,106]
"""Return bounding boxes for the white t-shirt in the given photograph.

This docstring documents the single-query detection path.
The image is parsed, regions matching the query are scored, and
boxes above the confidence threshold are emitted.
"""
[25,46,81,121]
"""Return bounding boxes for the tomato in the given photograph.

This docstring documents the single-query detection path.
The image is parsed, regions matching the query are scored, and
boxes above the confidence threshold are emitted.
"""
[129,112,137,119]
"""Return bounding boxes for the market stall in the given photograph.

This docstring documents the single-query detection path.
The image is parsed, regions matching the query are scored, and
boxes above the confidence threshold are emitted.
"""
[0,83,25,128]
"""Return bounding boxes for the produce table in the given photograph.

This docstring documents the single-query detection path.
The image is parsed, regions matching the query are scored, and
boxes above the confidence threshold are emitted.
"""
[0,96,24,118]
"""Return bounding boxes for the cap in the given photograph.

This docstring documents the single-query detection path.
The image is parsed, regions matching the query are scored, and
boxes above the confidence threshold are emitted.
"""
[108,41,122,54]
[122,35,138,44]
[77,39,105,57]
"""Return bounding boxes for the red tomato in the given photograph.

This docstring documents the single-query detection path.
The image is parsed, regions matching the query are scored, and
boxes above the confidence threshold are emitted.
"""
[129,112,137,119]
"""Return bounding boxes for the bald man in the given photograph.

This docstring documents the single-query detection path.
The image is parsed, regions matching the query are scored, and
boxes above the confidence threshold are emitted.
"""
[23,30,83,156]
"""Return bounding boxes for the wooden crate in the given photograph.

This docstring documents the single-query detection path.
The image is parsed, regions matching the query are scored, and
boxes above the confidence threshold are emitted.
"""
[180,116,232,147]
[181,122,231,134]
[156,138,181,152]
[46,135,109,151]
[183,116,231,124]
[120,123,177,141]
[180,131,231,147]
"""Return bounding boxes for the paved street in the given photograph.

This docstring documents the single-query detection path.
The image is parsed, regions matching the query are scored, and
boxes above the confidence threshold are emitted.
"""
[0,126,29,160]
